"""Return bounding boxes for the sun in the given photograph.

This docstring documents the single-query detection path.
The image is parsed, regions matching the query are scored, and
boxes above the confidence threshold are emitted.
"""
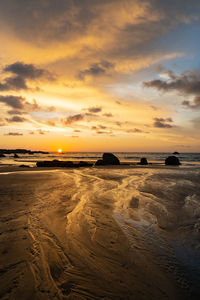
[57,148,62,153]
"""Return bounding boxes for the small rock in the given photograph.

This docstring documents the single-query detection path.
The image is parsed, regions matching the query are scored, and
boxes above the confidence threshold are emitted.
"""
[139,157,148,165]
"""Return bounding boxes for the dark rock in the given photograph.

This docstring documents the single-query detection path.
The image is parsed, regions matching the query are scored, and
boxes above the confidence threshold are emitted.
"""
[173,151,180,155]
[36,160,75,168]
[14,153,19,158]
[19,165,30,168]
[139,157,148,165]
[78,161,93,167]
[95,159,104,166]
[165,156,181,166]
[102,153,120,165]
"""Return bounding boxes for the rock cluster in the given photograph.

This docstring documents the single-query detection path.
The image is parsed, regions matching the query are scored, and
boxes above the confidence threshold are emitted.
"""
[36,160,93,168]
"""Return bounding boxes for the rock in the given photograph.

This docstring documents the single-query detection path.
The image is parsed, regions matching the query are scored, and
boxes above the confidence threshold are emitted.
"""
[165,156,181,166]
[19,165,30,168]
[0,153,6,157]
[14,153,19,158]
[95,159,104,166]
[36,160,75,168]
[78,161,93,167]
[102,153,120,165]
[139,157,148,165]
[173,151,180,155]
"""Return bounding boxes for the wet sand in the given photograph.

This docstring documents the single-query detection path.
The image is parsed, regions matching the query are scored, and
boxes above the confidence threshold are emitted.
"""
[0,166,200,299]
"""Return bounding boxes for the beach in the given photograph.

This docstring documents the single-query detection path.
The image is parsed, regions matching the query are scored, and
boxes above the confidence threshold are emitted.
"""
[0,165,200,299]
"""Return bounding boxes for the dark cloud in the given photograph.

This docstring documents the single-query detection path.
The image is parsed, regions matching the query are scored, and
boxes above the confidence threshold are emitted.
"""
[0,95,25,109]
[0,62,54,91]
[87,106,102,113]
[4,62,53,80]
[7,109,27,115]
[78,61,114,80]
[0,75,27,91]
[4,132,23,136]
[182,96,200,109]
[63,113,84,125]
[143,70,200,94]
[144,69,200,110]
[91,125,107,131]
[96,130,113,135]
[6,115,26,123]
[153,117,173,128]
[126,128,143,133]
[0,94,54,113]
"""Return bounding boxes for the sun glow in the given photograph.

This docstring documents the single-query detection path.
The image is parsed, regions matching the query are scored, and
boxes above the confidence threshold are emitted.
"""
[57,148,62,153]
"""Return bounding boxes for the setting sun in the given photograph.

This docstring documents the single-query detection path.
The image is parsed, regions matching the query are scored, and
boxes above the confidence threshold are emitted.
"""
[57,149,62,153]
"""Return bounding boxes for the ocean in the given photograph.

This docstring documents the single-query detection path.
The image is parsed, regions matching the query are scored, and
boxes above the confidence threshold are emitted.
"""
[1,151,200,167]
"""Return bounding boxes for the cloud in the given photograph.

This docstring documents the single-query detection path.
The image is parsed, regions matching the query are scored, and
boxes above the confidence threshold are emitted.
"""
[0,62,54,91]
[63,113,84,125]
[7,109,27,115]
[6,115,26,123]
[0,95,25,109]
[144,69,200,110]
[46,120,56,127]
[38,129,49,135]
[153,117,173,128]
[4,61,53,80]
[86,106,102,113]
[103,112,113,117]
[78,61,114,80]
[182,96,200,109]
[0,94,54,113]
[144,70,200,94]
[126,128,143,133]
[4,132,23,136]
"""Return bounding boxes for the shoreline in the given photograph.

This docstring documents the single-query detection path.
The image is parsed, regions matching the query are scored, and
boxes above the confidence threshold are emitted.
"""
[0,162,196,174]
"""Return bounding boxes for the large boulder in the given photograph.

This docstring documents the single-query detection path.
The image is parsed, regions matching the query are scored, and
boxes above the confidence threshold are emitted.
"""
[139,157,148,165]
[165,156,181,166]
[95,153,120,165]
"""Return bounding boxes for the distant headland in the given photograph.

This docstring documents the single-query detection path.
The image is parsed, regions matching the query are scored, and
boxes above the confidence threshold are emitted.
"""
[0,149,49,155]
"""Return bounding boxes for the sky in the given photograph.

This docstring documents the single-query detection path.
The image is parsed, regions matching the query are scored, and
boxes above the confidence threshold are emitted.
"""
[0,0,200,152]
